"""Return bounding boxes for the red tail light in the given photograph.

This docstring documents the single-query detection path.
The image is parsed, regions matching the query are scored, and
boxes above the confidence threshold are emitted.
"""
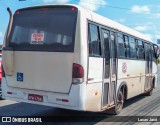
[62,99,69,102]
[72,63,84,78]
[71,7,75,11]
[7,92,12,94]
[16,11,20,14]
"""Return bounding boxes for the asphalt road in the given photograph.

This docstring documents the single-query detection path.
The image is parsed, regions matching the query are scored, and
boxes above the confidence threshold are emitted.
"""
[0,66,160,125]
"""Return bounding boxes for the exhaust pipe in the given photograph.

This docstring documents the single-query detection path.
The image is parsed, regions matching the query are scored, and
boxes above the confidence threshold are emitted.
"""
[6,7,13,47]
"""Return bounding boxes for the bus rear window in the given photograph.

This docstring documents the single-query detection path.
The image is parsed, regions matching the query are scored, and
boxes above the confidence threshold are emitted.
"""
[9,7,77,52]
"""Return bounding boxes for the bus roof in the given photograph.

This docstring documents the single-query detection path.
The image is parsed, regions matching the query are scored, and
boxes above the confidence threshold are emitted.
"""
[17,4,152,43]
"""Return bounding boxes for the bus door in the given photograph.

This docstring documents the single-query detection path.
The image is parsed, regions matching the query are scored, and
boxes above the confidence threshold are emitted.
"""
[144,44,152,91]
[101,29,117,108]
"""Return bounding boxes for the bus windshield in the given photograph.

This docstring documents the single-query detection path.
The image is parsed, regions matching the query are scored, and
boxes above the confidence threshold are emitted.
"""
[9,7,77,52]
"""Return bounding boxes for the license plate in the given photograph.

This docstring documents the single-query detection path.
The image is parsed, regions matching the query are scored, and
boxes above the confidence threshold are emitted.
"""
[28,94,43,102]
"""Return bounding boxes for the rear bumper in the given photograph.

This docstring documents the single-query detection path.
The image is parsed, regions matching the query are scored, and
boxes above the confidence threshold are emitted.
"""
[2,77,86,111]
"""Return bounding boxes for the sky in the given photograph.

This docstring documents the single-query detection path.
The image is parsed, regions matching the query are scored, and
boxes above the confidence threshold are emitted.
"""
[0,0,160,44]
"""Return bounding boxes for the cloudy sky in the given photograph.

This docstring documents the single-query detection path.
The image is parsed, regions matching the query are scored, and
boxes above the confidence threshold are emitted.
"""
[0,0,160,44]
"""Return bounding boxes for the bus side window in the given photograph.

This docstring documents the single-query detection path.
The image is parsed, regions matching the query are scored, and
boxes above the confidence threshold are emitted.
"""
[153,45,158,58]
[103,32,110,59]
[137,40,145,60]
[144,43,149,61]
[152,45,156,62]
[129,37,137,59]
[117,33,125,58]
[124,35,130,58]
[88,24,101,57]
[153,45,159,63]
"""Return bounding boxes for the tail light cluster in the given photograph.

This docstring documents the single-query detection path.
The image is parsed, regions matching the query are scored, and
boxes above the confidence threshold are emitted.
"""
[72,63,84,78]
[72,63,84,84]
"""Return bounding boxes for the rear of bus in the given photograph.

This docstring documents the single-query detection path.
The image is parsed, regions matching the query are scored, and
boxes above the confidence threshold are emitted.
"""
[2,5,87,111]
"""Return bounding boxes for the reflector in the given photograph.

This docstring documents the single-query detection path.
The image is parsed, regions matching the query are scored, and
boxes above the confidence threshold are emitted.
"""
[16,11,20,14]
[72,8,75,11]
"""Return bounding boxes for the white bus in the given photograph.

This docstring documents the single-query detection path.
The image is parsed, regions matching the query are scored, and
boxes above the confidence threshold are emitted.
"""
[2,4,158,114]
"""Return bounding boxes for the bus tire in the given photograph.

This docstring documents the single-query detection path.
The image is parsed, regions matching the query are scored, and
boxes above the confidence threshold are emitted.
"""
[106,90,124,115]
[144,82,154,96]
[144,89,153,96]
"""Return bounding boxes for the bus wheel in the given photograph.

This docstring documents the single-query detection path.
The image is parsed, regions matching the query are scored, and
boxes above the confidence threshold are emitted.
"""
[144,82,153,96]
[106,91,124,115]
[144,89,153,96]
